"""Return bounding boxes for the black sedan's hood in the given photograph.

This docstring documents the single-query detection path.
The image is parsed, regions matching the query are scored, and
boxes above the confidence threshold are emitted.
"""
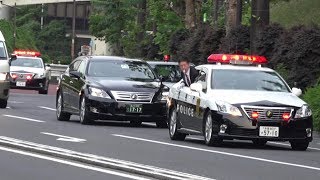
[87,77,161,92]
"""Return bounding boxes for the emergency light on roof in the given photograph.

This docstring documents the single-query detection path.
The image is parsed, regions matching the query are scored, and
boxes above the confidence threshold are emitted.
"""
[207,54,267,65]
[13,50,41,57]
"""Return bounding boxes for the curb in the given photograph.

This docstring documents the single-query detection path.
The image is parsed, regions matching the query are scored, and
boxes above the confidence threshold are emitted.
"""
[0,136,213,180]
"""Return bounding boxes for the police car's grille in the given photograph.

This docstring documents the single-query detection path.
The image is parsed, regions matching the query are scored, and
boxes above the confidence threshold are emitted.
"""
[242,106,292,121]
[111,91,154,102]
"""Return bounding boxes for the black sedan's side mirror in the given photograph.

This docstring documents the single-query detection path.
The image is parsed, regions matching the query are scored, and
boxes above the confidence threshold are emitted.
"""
[69,71,82,79]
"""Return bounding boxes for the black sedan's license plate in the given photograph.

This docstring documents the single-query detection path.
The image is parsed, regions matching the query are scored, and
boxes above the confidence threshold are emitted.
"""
[126,104,143,113]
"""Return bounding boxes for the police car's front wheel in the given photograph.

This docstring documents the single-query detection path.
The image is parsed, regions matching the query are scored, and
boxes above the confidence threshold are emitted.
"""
[290,141,309,151]
[169,108,186,141]
[204,111,222,146]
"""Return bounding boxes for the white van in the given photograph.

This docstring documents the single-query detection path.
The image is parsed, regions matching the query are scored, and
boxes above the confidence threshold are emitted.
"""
[0,31,10,108]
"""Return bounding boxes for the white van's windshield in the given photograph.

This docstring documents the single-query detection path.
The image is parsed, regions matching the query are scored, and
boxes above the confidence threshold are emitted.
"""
[0,42,8,60]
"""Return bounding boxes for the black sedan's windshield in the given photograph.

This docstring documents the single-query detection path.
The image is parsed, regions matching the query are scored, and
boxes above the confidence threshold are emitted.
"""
[150,64,181,83]
[88,60,156,80]
[212,69,290,92]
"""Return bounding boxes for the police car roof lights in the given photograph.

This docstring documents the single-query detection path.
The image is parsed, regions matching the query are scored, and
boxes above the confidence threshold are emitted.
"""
[13,50,41,57]
[207,54,267,65]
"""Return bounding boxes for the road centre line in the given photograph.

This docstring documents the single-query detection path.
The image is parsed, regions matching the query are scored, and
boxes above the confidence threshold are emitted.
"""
[112,134,320,172]
[0,146,151,180]
[3,115,45,123]
[0,136,213,180]
[38,106,56,111]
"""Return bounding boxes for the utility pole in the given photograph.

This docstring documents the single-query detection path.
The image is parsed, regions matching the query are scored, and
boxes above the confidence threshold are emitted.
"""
[13,2,16,49]
[40,3,44,29]
[71,0,76,60]
[236,0,242,26]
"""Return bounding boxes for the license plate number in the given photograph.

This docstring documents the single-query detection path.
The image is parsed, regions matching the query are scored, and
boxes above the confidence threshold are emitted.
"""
[259,126,279,137]
[126,104,142,113]
[16,81,26,87]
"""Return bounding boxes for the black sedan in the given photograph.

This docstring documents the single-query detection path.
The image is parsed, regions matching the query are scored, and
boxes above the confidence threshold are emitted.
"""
[56,56,168,127]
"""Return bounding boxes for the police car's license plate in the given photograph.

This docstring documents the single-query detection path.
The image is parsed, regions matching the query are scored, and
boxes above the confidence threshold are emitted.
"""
[126,104,142,113]
[16,81,26,87]
[259,126,279,137]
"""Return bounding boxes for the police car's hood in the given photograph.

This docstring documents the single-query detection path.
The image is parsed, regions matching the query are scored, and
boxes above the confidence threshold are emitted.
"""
[209,90,306,107]
[10,66,44,74]
[87,77,161,92]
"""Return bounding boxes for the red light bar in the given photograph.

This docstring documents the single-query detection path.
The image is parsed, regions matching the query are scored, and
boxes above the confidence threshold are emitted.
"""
[13,50,41,57]
[208,54,267,64]
[164,55,170,62]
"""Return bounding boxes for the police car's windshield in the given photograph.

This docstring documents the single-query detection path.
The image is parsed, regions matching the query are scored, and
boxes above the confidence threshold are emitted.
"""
[212,70,290,92]
[88,60,156,80]
[0,42,7,60]
[149,64,181,82]
[11,57,44,68]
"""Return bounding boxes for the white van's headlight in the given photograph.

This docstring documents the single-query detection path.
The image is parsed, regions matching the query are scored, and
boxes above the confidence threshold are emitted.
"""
[295,105,312,118]
[89,87,111,99]
[0,73,8,81]
[216,101,242,116]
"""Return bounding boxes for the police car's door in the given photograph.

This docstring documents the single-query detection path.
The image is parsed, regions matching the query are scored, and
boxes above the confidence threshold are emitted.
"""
[184,69,208,131]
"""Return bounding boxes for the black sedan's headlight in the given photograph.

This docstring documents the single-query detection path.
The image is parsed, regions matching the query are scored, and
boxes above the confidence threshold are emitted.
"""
[294,105,312,118]
[88,87,111,99]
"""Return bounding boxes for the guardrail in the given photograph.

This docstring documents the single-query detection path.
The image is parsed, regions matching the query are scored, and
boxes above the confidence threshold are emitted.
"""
[49,64,68,83]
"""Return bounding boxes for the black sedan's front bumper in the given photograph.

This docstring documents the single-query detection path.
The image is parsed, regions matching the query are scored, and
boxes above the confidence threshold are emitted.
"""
[10,78,47,90]
[86,95,167,122]
[217,113,313,142]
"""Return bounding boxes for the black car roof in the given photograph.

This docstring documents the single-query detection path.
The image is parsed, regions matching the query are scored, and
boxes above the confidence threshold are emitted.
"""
[87,56,143,62]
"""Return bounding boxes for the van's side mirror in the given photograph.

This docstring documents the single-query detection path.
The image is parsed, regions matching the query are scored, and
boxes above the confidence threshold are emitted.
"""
[292,87,302,97]
[9,54,17,66]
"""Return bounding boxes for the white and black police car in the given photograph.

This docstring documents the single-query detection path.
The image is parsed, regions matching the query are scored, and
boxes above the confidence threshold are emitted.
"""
[167,54,313,150]
[10,50,51,94]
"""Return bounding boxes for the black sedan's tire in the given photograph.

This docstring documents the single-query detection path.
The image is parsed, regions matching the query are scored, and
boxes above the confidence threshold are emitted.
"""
[290,141,309,151]
[0,99,7,109]
[56,92,71,121]
[204,111,222,147]
[169,108,186,141]
[79,96,94,125]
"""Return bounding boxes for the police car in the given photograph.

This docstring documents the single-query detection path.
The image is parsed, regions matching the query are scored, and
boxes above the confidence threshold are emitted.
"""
[10,50,51,94]
[167,54,313,150]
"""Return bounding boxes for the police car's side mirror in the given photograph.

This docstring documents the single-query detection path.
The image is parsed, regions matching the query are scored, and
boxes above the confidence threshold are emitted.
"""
[190,83,203,93]
[292,87,302,97]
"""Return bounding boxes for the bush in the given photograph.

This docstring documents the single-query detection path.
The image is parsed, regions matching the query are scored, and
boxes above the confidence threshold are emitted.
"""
[169,24,224,64]
[303,83,320,131]
[219,25,250,54]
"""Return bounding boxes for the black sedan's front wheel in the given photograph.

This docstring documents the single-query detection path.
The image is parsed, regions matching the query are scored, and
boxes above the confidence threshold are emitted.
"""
[56,92,71,121]
[79,96,94,125]
[290,141,309,151]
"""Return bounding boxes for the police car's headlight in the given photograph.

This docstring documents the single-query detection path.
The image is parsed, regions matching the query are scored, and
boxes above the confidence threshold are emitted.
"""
[216,101,242,116]
[89,87,111,99]
[294,105,312,118]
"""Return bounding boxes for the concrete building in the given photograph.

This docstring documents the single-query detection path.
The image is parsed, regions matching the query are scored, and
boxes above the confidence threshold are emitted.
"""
[0,0,112,56]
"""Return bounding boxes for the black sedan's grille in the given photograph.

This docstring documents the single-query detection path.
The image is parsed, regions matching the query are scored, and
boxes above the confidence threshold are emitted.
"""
[242,106,293,121]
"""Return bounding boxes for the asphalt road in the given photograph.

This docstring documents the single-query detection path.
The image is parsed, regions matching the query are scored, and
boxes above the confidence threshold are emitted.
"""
[0,90,320,180]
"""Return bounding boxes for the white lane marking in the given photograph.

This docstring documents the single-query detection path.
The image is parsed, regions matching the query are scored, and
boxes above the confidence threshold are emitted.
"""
[143,123,156,126]
[113,134,320,171]
[269,142,320,151]
[0,136,214,180]
[38,106,56,111]
[0,146,151,180]
[6,107,11,109]
[3,115,45,123]
[8,101,24,104]
[41,132,86,143]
